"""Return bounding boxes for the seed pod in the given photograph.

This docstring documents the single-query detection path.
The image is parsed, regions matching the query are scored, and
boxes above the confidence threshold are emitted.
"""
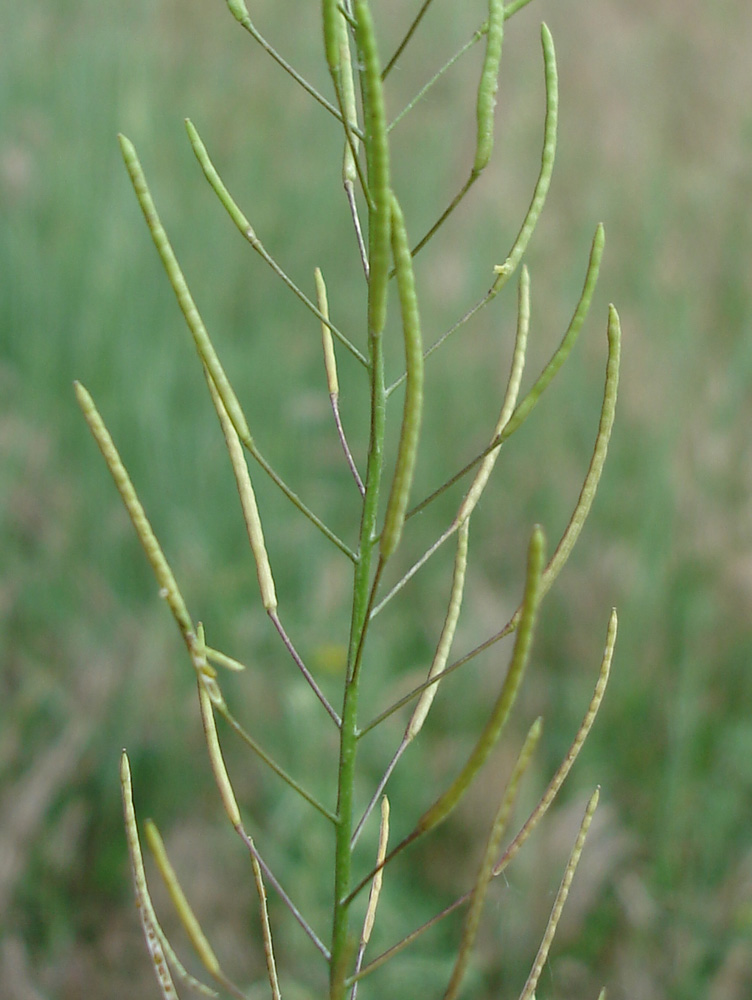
[354,0,391,338]
[474,0,505,175]
[380,193,424,560]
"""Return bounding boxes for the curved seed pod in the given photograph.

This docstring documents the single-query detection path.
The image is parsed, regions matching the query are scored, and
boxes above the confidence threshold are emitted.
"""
[540,304,620,596]
[473,0,505,175]
[380,193,424,559]
[491,23,558,291]
[494,608,616,878]
[322,0,341,74]
[362,797,390,945]
[145,821,221,979]
[354,0,391,338]
[197,675,242,830]
[414,525,544,836]
[74,381,222,701]
[117,134,252,447]
[337,6,361,183]
[406,520,470,741]
[74,383,194,640]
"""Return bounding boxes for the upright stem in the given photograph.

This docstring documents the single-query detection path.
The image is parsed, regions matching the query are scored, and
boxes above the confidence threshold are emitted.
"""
[330,1,390,991]
[331,336,385,997]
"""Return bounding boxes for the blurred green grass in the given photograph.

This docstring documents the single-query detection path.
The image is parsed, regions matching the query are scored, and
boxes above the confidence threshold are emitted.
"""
[2,0,752,997]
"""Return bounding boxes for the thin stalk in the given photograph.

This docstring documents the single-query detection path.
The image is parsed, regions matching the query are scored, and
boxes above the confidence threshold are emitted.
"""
[268,610,342,726]
[185,119,367,367]
[216,701,338,824]
[354,521,469,844]
[236,825,331,961]
[504,0,537,16]
[388,30,485,134]
[382,0,437,79]
[251,440,357,562]
[226,0,363,138]
[350,737,405,849]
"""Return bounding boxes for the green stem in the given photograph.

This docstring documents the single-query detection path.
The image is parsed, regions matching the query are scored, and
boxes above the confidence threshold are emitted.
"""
[330,3,392,990]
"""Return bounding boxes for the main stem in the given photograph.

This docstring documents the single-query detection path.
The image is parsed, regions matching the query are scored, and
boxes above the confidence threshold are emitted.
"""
[331,333,385,997]
[330,4,391,993]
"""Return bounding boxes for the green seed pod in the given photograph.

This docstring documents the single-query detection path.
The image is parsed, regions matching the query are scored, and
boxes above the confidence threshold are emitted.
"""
[380,193,424,560]
[415,525,544,836]
[226,0,250,26]
[474,0,505,175]
[322,0,341,75]
[354,0,391,338]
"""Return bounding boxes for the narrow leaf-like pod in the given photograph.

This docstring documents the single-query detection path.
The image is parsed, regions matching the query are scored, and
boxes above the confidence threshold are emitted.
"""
[494,609,616,878]
[120,752,180,1000]
[315,267,339,397]
[517,789,600,1000]
[406,520,469,741]
[414,525,544,836]
[74,382,220,700]
[74,382,193,640]
[362,797,390,944]
[473,0,505,175]
[380,193,424,560]
[117,134,252,447]
[354,0,391,338]
[145,821,221,979]
[204,369,278,611]
[491,23,558,291]
[322,0,341,75]
[540,304,620,598]
[198,672,242,830]
[203,646,246,672]
[315,266,365,496]
[443,718,542,1000]
[337,6,360,181]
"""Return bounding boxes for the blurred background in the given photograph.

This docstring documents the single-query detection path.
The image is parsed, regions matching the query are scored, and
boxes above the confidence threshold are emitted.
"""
[2,0,752,997]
